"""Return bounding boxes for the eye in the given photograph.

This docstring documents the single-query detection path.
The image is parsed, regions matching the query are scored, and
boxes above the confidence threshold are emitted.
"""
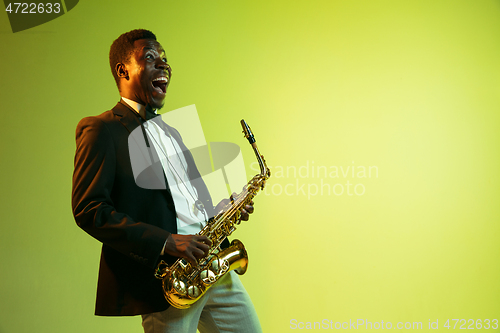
[146,54,154,60]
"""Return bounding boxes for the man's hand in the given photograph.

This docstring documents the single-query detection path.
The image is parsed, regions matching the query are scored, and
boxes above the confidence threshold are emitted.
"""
[214,192,255,222]
[163,234,212,266]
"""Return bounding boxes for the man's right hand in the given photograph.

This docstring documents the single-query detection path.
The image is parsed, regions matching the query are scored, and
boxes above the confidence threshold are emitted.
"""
[163,234,212,266]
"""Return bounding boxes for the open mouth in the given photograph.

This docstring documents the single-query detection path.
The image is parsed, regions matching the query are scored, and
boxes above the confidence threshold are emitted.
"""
[152,77,168,94]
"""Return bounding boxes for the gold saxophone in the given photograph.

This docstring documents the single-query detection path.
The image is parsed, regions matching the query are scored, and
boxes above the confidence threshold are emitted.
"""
[154,119,271,309]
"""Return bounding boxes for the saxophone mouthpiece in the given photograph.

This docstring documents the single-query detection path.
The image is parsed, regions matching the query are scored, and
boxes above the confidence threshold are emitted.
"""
[241,119,256,144]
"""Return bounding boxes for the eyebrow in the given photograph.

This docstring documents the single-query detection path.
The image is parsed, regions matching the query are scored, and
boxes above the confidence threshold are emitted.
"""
[142,46,166,56]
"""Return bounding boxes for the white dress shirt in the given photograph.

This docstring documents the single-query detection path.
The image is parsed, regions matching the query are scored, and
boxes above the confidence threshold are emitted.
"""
[121,97,206,236]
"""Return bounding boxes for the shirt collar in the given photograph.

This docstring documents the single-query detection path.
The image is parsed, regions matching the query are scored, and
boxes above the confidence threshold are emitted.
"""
[121,97,157,119]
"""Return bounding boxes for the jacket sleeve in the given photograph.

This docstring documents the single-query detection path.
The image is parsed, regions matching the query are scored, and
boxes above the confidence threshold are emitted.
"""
[71,116,170,269]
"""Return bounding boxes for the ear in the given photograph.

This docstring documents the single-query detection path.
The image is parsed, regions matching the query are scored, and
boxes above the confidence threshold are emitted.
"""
[116,63,129,80]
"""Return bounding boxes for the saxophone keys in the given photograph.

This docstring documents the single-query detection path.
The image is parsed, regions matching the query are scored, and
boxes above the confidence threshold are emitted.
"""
[179,259,190,271]
[210,258,222,273]
[209,258,229,275]
[219,259,230,275]
[172,278,187,295]
[200,269,217,285]
[187,285,202,299]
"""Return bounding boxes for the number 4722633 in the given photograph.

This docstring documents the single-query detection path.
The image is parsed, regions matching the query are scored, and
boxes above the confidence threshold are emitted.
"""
[443,319,498,330]
[5,3,61,14]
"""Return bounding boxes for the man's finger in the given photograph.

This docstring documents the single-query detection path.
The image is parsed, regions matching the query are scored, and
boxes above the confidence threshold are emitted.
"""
[186,253,198,266]
[240,209,249,221]
[196,236,212,247]
[245,204,254,214]
[196,242,209,255]
[192,246,206,259]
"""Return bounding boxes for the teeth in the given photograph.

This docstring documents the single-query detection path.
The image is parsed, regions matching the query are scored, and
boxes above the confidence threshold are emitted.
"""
[153,77,168,83]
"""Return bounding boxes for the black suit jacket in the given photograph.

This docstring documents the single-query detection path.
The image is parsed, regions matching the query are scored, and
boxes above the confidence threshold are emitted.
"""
[72,101,215,316]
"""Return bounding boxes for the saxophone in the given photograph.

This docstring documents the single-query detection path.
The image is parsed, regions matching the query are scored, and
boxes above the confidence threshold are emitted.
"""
[154,119,271,309]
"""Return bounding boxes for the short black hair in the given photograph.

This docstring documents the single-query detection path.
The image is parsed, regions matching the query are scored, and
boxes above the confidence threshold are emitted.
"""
[109,29,157,89]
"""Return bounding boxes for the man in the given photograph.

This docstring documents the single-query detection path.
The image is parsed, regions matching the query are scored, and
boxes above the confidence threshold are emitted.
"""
[72,29,262,332]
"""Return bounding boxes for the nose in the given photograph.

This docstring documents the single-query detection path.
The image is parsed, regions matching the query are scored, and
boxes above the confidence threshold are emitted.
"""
[157,60,172,78]
[157,58,169,70]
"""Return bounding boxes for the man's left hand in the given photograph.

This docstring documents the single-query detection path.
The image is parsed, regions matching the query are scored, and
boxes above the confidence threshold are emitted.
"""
[214,192,254,221]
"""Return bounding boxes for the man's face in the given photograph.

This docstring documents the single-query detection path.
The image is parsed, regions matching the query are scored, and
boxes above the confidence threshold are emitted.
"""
[124,39,171,110]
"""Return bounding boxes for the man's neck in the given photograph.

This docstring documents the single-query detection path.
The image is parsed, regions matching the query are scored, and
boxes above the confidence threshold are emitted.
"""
[121,97,146,114]
[121,97,159,121]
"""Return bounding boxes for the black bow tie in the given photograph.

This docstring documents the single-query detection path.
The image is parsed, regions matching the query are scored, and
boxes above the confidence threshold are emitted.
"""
[143,105,171,137]
[145,105,160,120]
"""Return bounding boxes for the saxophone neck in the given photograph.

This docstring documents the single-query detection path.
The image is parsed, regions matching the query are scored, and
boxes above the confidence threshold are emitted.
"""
[241,119,270,179]
[254,146,269,179]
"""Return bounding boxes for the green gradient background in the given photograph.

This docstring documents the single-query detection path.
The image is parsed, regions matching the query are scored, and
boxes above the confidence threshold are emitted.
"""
[1,1,499,332]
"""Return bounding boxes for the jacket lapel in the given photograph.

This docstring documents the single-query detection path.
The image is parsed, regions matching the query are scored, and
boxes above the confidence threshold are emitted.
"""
[113,100,144,134]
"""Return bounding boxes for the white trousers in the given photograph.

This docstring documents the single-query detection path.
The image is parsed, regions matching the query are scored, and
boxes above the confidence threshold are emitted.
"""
[142,271,262,333]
